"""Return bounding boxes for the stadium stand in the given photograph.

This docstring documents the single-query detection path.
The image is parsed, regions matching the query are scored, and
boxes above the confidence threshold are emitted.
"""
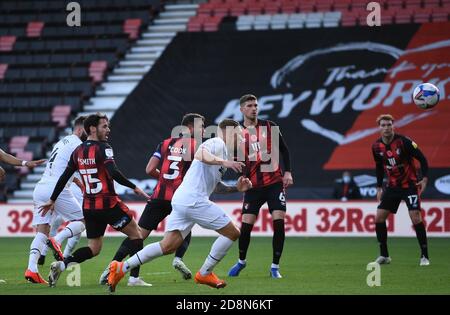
[0,0,162,202]
[187,0,450,31]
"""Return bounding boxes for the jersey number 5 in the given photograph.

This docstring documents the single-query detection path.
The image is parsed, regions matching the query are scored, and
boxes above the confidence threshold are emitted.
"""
[79,168,102,194]
[163,155,182,180]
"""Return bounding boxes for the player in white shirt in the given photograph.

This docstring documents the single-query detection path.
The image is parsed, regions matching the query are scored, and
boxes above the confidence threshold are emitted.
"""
[106,119,252,292]
[38,175,84,266]
[25,116,87,284]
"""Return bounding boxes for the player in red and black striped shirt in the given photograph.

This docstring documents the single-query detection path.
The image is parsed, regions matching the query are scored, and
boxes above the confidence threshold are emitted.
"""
[39,113,150,287]
[100,113,204,285]
[228,94,293,279]
[372,114,430,266]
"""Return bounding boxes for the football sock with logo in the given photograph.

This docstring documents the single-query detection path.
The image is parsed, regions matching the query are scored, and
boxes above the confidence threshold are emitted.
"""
[238,222,254,261]
[375,222,389,257]
[63,233,81,258]
[54,221,85,244]
[414,222,429,259]
[199,235,234,276]
[124,242,163,272]
[272,219,285,265]
[28,232,48,273]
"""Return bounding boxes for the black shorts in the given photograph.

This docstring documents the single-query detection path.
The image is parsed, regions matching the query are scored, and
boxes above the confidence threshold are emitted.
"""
[83,201,132,239]
[242,181,286,216]
[138,199,172,231]
[378,186,421,214]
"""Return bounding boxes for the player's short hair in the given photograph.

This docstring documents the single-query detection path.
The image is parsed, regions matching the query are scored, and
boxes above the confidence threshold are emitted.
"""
[239,94,257,106]
[73,115,86,129]
[376,114,395,125]
[84,112,108,135]
[218,118,240,129]
[181,113,205,126]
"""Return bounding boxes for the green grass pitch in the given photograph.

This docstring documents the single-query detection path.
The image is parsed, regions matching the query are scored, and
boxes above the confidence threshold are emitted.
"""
[0,237,448,295]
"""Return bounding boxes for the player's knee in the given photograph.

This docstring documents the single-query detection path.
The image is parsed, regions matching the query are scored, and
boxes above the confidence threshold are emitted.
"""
[410,212,422,225]
[89,243,102,256]
[229,227,240,241]
[161,243,176,255]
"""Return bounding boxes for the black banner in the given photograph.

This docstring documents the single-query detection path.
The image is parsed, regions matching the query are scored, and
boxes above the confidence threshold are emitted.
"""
[110,23,450,199]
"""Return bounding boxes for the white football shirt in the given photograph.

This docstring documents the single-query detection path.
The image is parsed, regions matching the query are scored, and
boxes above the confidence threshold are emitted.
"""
[172,137,228,206]
[39,134,82,184]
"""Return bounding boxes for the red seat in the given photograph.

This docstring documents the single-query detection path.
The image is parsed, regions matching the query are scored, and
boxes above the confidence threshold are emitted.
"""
[341,9,361,26]
[414,8,433,23]
[198,2,215,16]
[431,11,449,22]
[9,136,29,154]
[52,105,72,128]
[89,61,107,83]
[264,2,280,14]
[380,9,396,25]
[280,1,298,14]
[247,2,265,15]
[214,4,231,16]
[0,64,8,80]
[123,18,142,39]
[0,36,16,52]
[396,8,414,23]
[299,0,316,12]
[27,21,44,37]
[333,0,351,11]
[203,16,223,31]
[230,4,247,16]
[315,0,333,12]
[187,16,206,32]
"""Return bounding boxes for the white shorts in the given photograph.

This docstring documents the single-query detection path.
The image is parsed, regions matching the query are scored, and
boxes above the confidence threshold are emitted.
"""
[32,182,84,226]
[167,200,232,239]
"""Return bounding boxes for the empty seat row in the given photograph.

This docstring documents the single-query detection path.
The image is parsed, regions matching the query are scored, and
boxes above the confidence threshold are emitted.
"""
[2,126,56,143]
[0,0,155,12]
[0,10,151,24]
[4,67,89,80]
[0,112,52,124]
[12,38,128,52]
[0,96,81,111]
[1,53,118,66]
[0,81,93,95]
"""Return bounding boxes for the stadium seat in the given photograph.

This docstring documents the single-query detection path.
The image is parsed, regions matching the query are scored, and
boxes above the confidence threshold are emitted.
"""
[89,61,108,83]
[0,36,16,52]
[26,21,44,37]
[9,136,29,154]
[123,18,142,39]
[0,64,8,79]
[52,105,72,128]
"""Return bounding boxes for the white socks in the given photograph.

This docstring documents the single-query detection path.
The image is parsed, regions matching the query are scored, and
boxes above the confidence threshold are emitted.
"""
[64,233,81,258]
[124,242,163,273]
[28,232,48,272]
[54,221,85,244]
[199,235,234,276]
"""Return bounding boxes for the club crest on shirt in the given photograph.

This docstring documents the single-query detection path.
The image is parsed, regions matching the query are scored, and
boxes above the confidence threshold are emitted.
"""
[105,148,114,158]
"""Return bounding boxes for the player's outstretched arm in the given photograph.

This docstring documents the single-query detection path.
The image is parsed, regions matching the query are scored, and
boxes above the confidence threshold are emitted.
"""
[195,148,244,173]
[214,176,252,194]
[0,149,46,168]
[105,162,150,200]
